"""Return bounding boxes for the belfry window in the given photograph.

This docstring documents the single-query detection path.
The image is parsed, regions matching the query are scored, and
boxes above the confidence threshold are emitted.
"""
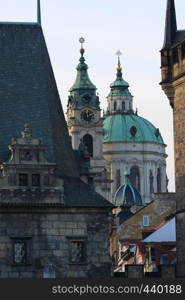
[157,168,162,193]
[83,134,93,157]
[114,102,117,111]
[130,166,140,191]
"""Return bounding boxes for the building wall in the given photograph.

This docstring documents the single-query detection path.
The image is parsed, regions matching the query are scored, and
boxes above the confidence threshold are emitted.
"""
[103,141,167,203]
[161,44,185,277]
[0,208,112,278]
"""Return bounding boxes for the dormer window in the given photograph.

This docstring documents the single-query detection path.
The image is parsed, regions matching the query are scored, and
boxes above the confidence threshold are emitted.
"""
[19,174,28,186]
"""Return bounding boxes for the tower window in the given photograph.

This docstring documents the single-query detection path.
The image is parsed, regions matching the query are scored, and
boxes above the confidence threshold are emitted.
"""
[19,174,28,186]
[130,166,140,191]
[32,174,40,186]
[157,168,162,193]
[114,102,117,111]
[83,134,93,157]
[122,101,125,111]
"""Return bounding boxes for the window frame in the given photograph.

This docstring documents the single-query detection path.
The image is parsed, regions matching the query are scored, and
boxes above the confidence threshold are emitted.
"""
[66,236,87,265]
[11,237,32,266]
[143,215,150,227]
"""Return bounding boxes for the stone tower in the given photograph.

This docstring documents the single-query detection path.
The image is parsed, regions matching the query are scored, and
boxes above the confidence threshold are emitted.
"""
[160,0,185,277]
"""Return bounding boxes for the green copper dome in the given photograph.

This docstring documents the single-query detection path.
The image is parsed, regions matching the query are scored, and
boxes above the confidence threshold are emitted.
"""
[114,172,143,207]
[103,114,165,144]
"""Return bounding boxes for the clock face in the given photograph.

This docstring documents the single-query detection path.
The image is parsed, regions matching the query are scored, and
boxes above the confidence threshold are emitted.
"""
[81,109,94,123]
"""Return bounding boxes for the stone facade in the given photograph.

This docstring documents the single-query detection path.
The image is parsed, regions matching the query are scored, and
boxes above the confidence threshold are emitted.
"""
[0,208,111,278]
[0,126,113,278]
[160,0,185,277]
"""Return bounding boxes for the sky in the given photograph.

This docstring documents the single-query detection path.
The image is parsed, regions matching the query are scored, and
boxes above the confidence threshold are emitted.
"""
[1,0,185,191]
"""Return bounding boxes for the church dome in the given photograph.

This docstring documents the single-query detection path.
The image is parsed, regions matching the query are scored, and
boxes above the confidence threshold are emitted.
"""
[114,172,143,207]
[103,113,164,144]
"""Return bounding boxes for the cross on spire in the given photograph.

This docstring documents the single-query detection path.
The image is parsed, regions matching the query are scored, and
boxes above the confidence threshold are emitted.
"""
[79,37,85,56]
[116,49,122,71]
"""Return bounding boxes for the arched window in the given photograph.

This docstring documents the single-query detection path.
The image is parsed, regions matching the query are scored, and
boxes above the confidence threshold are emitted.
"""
[83,134,93,157]
[122,101,125,111]
[157,168,162,193]
[149,170,154,194]
[130,166,140,191]
[114,102,117,111]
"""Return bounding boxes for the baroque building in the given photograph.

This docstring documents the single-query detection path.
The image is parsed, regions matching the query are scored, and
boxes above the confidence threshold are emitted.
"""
[103,54,168,204]
[67,39,110,199]
[160,0,185,277]
[0,1,113,278]
[67,43,168,204]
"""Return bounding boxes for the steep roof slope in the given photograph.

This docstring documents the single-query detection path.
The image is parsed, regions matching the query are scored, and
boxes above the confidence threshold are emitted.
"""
[0,23,78,178]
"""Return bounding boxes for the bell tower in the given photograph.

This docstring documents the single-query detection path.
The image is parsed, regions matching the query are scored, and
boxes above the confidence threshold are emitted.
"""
[160,0,185,277]
[67,38,106,192]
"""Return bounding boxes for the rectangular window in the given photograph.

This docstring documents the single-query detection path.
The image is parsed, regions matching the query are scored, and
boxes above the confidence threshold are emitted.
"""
[11,237,31,265]
[32,174,40,186]
[19,174,28,186]
[67,237,87,264]
[143,215,150,227]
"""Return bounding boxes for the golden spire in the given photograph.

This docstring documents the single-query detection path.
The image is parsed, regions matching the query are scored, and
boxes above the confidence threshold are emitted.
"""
[116,49,122,71]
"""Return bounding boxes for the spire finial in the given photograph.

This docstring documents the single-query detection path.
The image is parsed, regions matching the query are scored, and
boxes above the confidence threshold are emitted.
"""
[37,0,41,25]
[79,37,85,56]
[116,49,122,71]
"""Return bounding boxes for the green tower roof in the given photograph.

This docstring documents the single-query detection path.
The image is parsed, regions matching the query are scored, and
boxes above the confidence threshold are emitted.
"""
[110,52,129,89]
[69,45,96,92]
[103,114,165,144]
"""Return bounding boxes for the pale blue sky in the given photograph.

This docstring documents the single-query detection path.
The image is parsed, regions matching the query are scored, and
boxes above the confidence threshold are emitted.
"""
[1,0,185,191]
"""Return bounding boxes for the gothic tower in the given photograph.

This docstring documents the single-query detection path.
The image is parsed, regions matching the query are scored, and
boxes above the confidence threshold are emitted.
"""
[160,0,185,277]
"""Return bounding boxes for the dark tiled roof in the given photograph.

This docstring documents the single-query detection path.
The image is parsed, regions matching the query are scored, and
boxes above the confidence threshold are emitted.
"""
[0,23,78,178]
[172,30,185,47]
[64,177,114,208]
[0,23,113,208]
